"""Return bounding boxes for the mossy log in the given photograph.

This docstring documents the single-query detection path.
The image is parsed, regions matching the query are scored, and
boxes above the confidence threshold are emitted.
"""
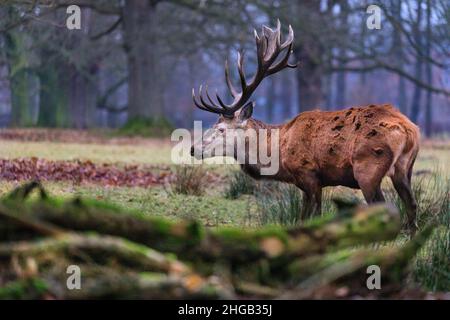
[0,182,434,299]
[1,187,203,252]
[1,183,401,263]
[282,224,436,298]
[0,234,191,275]
[62,269,234,299]
[0,269,233,299]
[0,234,234,299]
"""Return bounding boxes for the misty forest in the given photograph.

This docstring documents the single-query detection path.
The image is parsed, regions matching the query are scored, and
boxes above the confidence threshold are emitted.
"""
[0,0,448,132]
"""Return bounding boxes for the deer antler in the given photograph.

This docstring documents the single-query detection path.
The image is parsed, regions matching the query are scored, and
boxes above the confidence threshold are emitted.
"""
[193,20,297,118]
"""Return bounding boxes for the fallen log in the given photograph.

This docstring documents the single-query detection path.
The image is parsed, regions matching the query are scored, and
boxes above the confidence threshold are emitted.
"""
[63,269,234,300]
[0,234,191,275]
[0,182,436,299]
[282,224,436,298]
[0,269,234,299]
[0,234,234,299]
[1,182,401,263]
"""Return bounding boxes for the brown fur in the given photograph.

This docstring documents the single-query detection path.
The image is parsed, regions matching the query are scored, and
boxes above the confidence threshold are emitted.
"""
[240,103,420,231]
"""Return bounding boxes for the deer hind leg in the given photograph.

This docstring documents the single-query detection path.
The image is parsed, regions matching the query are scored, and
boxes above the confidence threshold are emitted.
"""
[375,186,386,202]
[301,187,322,220]
[354,158,391,204]
[391,161,418,234]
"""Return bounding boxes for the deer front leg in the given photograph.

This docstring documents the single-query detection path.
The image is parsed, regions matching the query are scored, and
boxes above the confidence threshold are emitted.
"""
[297,177,322,220]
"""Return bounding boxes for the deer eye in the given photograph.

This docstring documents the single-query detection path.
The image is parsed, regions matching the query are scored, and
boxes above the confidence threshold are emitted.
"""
[218,128,225,133]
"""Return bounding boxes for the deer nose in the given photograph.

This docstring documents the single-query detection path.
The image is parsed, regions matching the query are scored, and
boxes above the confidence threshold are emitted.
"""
[190,146,195,156]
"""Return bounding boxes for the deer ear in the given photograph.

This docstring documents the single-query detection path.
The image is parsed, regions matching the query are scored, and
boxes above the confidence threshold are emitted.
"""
[238,102,254,121]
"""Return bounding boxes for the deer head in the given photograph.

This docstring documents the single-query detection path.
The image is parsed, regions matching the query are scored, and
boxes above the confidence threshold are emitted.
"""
[190,20,297,160]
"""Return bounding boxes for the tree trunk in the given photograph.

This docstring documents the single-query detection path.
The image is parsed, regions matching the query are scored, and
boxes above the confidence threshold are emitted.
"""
[122,0,164,120]
[359,16,367,85]
[295,50,323,112]
[37,57,69,128]
[410,0,423,124]
[294,0,324,112]
[335,1,349,109]
[392,0,407,114]
[424,0,433,136]
[5,31,38,127]
[68,69,98,129]
[69,8,98,129]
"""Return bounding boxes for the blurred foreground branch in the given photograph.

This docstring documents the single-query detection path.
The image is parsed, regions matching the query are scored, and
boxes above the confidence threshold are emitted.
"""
[0,182,437,299]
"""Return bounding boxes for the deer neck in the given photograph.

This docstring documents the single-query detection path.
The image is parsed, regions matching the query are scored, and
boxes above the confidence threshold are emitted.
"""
[237,119,286,180]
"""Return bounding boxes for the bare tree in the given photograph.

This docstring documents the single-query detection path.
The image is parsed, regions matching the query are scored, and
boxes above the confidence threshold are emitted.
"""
[410,0,424,123]
[424,0,433,136]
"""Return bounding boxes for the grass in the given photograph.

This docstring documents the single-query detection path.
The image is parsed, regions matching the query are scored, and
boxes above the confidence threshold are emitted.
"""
[117,117,174,137]
[254,182,345,226]
[0,181,258,227]
[225,170,256,199]
[255,182,303,226]
[383,167,449,228]
[410,171,449,291]
[170,165,207,196]
[414,224,450,291]
[0,140,173,164]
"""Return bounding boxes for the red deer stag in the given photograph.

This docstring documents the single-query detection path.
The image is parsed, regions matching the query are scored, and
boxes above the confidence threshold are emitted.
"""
[190,21,420,232]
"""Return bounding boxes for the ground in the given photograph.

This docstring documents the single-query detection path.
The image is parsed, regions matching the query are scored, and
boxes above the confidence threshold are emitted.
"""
[0,129,448,227]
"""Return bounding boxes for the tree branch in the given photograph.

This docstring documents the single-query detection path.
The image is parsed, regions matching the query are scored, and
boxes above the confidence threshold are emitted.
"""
[90,16,122,40]
[331,61,450,97]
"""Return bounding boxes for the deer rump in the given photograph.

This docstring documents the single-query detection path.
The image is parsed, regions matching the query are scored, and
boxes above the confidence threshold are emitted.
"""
[280,104,420,190]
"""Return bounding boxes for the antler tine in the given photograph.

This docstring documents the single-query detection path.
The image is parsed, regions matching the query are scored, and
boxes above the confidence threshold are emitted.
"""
[262,28,278,62]
[267,42,297,75]
[236,51,247,94]
[192,88,213,112]
[199,85,219,111]
[215,91,230,110]
[275,19,281,47]
[253,29,259,41]
[193,85,225,114]
[255,30,264,67]
[205,85,219,107]
[225,59,238,98]
[281,24,294,49]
